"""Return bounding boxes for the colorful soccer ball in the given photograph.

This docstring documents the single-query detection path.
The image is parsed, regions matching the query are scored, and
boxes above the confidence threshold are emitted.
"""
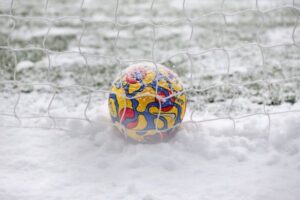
[108,62,187,143]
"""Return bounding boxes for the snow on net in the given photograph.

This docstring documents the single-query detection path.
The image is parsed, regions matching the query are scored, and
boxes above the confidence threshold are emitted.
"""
[0,0,299,133]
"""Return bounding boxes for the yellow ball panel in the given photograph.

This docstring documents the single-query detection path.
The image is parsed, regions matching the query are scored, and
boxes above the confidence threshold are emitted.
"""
[143,71,156,85]
[108,98,117,118]
[128,82,142,94]
[135,87,156,113]
[154,117,168,129]
[134,115,148,130]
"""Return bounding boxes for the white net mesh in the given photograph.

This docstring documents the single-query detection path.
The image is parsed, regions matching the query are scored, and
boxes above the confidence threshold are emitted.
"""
[0,0,299,133]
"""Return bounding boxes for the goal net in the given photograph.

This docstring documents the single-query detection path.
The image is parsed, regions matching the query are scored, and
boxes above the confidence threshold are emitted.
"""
[0,0,299,133]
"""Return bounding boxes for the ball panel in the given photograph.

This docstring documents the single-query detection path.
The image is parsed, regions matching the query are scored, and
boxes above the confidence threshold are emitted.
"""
[135,88,156,112]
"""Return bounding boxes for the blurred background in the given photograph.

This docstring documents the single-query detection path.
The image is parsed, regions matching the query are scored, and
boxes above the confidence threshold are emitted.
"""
[0,0,299,128]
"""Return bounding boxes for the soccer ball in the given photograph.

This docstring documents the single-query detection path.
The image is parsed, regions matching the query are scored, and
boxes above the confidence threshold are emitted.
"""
[108,62,187,143]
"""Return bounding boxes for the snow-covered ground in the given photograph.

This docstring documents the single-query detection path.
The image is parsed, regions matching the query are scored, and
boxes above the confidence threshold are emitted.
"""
[0,0,300,199]
[0,102,300,200]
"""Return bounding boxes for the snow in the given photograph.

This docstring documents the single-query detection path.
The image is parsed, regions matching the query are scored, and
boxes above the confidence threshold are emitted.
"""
[0,102,300,200]
[16,60,34,72]
[0,0,300,199]
[265,27,295,46]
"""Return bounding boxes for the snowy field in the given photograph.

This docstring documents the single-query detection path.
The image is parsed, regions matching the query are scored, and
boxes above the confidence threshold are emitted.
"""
[0,0,300,199]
